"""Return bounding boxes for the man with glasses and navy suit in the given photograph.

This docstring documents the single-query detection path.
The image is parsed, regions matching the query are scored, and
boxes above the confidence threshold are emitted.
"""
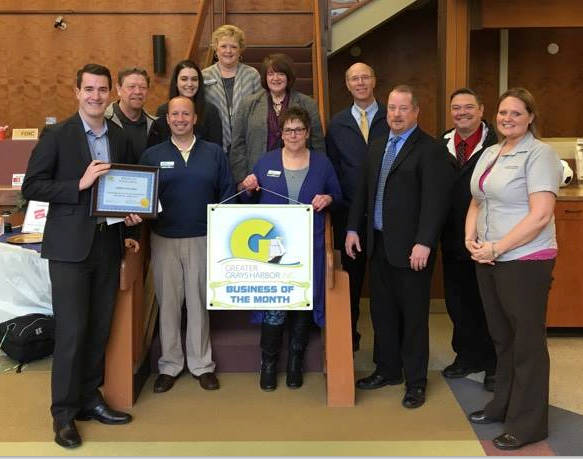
[326,62,388,352]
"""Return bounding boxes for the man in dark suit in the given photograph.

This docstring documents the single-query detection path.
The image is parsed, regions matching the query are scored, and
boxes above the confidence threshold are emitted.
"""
[346,85,454,408]
[326,62,389,351]
[22,63,141,449]
[440,88,498,391]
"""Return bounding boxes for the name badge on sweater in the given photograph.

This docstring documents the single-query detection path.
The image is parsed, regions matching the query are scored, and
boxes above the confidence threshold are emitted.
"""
[160,161,175,168]
[267,170,281,177]
[204,78,218,86]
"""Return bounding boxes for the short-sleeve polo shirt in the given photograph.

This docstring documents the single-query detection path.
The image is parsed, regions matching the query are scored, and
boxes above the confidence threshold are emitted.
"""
[470,131,563,261]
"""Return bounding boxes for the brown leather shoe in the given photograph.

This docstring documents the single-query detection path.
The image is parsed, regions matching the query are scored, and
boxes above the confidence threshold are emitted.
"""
[153,374,176,393]
[193,372,219,390]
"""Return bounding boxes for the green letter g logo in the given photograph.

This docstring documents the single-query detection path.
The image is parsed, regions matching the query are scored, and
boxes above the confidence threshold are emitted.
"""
[230,219,274,262]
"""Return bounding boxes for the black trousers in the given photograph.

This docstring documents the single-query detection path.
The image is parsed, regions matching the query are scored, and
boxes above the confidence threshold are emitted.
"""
[369,231,433,388]
[443,259,496,370]
[49,224,121,424]
[476,259,554,443]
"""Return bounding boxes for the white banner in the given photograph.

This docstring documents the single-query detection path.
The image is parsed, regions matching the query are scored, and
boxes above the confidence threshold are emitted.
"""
[207,204,313,310]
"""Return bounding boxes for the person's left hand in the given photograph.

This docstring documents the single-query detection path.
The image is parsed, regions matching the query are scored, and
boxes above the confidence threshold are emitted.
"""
[312,194,332,212]
[240,174,259,192]
[470,240,495,264]
[409,243,431,271]
[124,238,140,253]
[124,214,142,226]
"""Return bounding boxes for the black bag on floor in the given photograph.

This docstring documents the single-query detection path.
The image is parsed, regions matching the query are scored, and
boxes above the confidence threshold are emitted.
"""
[0,313,55,363]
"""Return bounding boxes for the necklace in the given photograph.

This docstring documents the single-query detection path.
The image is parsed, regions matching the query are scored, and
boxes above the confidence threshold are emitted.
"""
[271,94,285,115]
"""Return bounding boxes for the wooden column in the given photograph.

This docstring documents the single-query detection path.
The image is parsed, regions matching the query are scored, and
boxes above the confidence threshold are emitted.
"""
[437,0,470,133]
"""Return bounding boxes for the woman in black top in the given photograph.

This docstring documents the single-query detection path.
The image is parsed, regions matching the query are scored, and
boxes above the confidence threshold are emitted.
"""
[147,60,223,148]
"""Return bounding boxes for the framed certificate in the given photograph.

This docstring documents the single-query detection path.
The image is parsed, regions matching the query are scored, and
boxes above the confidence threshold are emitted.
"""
[90,163,159,218]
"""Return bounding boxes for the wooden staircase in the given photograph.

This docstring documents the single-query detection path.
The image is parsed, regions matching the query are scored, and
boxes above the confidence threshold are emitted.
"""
[182,0,353,406]
[104,0,354,410]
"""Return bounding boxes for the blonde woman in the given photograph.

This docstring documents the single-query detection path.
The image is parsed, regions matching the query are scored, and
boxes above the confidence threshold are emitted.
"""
[202,24,261,153]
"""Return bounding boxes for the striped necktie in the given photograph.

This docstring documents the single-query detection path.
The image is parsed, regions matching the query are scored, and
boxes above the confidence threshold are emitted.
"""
[359,108,369,143]
[373,136,401,230]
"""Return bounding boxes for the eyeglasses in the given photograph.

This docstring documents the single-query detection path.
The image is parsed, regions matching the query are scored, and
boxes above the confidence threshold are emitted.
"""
[348,75,373,83]
[282,127,307,136]
[451,104,478,112]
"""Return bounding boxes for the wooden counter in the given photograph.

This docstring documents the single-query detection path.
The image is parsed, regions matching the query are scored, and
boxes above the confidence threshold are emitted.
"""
[548,184,583,327]
[557,184,583,201]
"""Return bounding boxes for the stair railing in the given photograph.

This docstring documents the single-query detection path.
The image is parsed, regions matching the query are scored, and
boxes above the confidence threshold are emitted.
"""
[314,0,355,407]
[185,0,227,68]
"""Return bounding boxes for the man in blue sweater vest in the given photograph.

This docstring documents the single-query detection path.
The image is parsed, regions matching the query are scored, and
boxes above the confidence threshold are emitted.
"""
[140,96,235,393]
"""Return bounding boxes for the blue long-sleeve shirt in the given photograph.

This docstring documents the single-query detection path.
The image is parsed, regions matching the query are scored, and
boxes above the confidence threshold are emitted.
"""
[140,138,235,237]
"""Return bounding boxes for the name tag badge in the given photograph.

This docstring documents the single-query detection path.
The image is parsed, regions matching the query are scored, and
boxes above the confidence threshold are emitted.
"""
[267,169,282,177]
[160,161,175,169]
[204,78,218,86]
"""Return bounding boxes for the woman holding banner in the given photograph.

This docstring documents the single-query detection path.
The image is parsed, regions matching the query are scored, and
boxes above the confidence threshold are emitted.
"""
[242,106,341,391]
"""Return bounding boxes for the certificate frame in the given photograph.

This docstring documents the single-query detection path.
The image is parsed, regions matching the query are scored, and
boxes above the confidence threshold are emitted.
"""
[90,163,159,219]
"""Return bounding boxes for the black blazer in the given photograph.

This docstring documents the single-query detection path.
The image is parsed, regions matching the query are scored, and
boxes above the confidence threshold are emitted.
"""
[22,113,137,262]
[326,101,389,247]
[148,101,223,149]
[347,126,455,268]
[440,121,498,261]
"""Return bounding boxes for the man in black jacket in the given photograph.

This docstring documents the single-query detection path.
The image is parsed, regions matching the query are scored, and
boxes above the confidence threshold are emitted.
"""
[440,88,498,391]
[22,64,141,449]
[326,62,389,351]
[346,85,454,408]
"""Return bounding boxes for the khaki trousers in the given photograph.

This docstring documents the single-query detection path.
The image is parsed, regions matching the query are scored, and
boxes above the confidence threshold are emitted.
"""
[151,232,215,377]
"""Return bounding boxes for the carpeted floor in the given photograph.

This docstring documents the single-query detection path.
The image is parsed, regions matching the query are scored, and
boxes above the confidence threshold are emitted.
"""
[0,301,582,456]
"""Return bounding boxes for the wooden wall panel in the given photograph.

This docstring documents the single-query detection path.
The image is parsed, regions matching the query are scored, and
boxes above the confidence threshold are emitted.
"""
[468,29,499,124]
[0,1,198,12]
[508,28,583,138]
[328,2,438,135]
[0,13,193,129]
[477,0,583,29]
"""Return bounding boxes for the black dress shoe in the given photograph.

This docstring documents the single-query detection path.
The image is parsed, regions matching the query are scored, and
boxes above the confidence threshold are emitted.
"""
[154,374,177,393]
[402,387,425,409]
[76,403,132,424]
[193,372,220,390]
[468,409,501,424]
[356,372,404,390]
[493,433,528,450]
[483,373,495,392]
[442,360,482,378]
[53,420,82,448]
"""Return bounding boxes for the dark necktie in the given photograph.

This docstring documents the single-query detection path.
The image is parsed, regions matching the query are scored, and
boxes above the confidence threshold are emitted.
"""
[456,140,467,166]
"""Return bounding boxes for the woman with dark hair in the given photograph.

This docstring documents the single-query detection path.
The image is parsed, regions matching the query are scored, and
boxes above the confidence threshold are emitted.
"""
[147,59,222,147]
[465,88,562,450]
[242,106,341,391]
[230,53,325,191]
